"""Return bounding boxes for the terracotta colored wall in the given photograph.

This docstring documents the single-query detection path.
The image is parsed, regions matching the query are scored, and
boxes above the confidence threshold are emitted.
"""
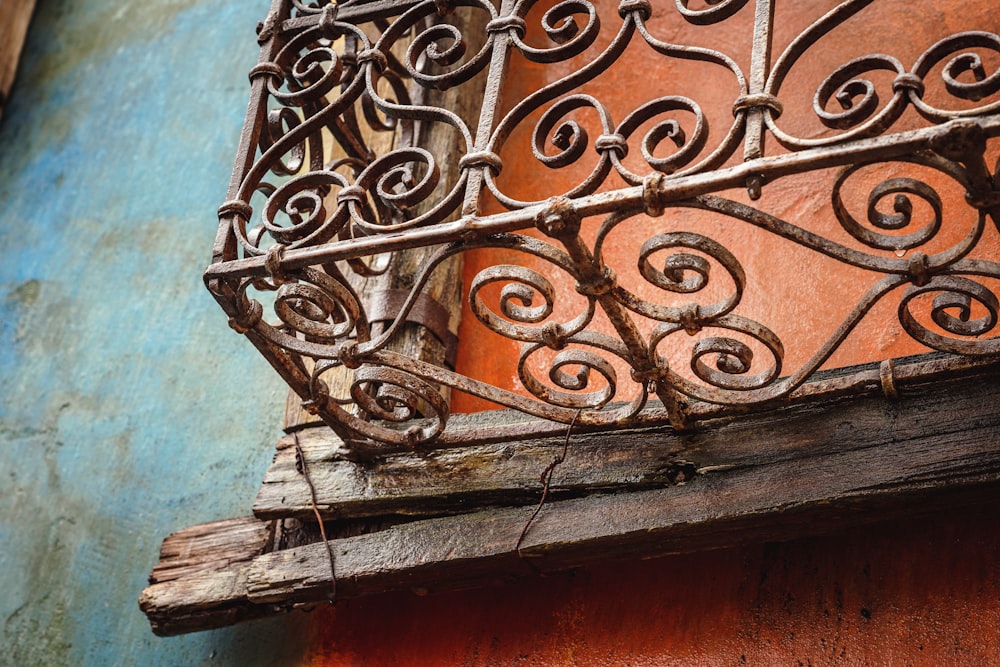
[304,1,1000,665]
[453,0,1000,412]
[302,506,1000,666]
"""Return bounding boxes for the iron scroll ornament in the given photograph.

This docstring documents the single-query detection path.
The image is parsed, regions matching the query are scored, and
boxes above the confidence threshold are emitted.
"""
[207,0,1000,451]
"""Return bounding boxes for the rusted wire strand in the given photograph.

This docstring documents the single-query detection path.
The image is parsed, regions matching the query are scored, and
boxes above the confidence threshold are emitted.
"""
[293,432,337,602]
[515,409,583,557]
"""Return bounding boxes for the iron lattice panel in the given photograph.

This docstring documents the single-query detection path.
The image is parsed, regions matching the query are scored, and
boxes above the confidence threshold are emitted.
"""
[207,0,1000,450]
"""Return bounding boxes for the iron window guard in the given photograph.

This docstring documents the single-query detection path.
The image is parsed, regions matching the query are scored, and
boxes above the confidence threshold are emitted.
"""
[206,0,1000,452]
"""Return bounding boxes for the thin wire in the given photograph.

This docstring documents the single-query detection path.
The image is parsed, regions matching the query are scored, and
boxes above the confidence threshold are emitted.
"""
[293,432,337,602]
[515,409,583,556]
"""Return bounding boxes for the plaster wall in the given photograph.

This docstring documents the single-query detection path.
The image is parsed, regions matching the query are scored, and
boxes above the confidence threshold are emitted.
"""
[0,1,306,664]
[302,507,1000,666]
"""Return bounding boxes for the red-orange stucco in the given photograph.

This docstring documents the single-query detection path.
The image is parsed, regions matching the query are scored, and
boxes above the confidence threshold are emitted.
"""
[303,506,1000,665]
[451,0,1000,412]
[305,1,1000,664]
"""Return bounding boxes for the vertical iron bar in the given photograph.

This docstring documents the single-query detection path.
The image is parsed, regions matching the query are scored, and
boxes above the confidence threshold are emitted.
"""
[742,0,774,200]
[461,0,517,217]
[212,0,290,264]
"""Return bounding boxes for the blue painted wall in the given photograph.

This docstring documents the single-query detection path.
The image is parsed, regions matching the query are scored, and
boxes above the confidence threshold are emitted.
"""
[0,1,308,663]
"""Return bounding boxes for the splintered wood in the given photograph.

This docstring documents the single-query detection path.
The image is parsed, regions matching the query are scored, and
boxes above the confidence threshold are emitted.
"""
[142,363,1000,635]
[141,518,276,636]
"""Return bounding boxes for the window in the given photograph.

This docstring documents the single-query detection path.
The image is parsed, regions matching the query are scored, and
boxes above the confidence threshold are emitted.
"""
[141,0,1000,634]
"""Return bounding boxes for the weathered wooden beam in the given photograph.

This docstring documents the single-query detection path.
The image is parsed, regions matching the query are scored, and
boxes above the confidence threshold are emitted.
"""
[0,0,35,122]
[141,516,409,635]
[149,516,273,585]
[256,356,1000,520]
[141,518,280,635]
[245,371,1000,603]
[254,417,695,520]
[143,366,1000,634]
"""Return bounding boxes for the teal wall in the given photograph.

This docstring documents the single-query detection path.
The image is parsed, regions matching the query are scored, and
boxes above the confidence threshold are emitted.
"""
[0,1,307,663]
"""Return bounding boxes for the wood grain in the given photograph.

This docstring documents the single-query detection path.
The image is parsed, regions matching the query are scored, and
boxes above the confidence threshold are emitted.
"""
[284,11,490,430]
[140,517,278,636]
[143,368,1000,634]
[256,359,1000,519]
[148,516,273,585]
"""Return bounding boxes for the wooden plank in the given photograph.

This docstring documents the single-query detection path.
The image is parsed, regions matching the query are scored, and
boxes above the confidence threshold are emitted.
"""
[254,420,694,519]
[139,515,415,635]
[143,368,1000,634]
[141,517,277,636]
[284,9,490,431]
[141,569,263,637]
[244,384,1000,603]
[0,0,35,122]
[255,358,1000,520]
[148,517,273,585]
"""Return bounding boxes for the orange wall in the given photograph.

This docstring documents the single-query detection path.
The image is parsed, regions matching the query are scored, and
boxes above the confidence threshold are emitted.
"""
[452,0,1000,412]
[303,506,1000,666]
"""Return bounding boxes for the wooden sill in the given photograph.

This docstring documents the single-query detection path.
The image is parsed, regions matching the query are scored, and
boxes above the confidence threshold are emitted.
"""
[140,356,1000,636]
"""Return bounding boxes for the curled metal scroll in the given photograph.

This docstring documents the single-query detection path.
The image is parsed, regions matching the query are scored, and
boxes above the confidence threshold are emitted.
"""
[899,275,1000,355]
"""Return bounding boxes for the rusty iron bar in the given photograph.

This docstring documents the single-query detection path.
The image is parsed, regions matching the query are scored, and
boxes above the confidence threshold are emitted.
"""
[740,0,774,200]
[206,115,1000,281]
[207,0,1000,451]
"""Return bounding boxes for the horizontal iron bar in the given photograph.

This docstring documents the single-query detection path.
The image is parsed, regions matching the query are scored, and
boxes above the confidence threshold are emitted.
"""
[408,352,1000,448]
[205,116,1000,281]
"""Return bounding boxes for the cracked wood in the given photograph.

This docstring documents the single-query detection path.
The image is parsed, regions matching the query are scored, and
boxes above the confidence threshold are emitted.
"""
[143,366,1000,635]
[256,356,1000,520]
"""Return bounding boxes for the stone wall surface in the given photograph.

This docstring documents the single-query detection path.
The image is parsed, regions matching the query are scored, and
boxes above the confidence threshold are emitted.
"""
[0,1,306,664]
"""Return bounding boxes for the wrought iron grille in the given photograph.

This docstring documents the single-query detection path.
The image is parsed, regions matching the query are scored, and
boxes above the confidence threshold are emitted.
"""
[208,0,1000,451]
